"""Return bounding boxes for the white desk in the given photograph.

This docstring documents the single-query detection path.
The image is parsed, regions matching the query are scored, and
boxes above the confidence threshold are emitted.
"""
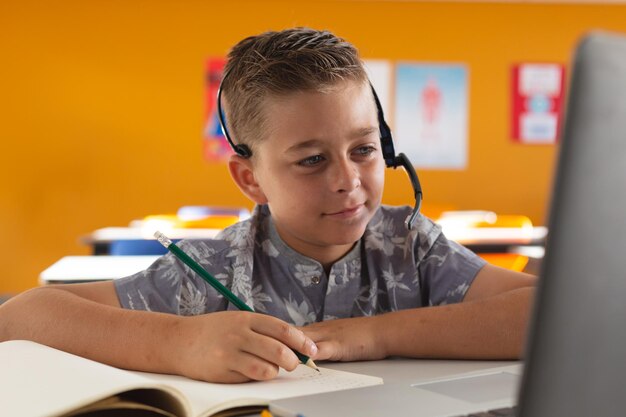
[264,359,522,417]
[39,255,160,284]
[442,226,547,247]
[325,357,519,384]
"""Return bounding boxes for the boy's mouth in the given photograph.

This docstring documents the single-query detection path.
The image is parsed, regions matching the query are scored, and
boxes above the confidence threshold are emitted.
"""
[324,204,364,218]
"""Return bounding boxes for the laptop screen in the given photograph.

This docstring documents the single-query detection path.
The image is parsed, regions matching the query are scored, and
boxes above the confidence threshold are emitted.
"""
[518,31,626,417]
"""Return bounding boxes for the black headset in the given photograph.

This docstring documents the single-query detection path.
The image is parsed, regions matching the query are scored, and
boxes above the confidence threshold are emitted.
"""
[217,77,423,230]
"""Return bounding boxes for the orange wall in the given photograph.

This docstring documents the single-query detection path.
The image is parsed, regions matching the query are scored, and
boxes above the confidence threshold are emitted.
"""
[2,1,626,293]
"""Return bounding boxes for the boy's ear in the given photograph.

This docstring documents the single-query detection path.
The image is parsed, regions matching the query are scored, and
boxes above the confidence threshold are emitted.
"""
[227,155,268,205]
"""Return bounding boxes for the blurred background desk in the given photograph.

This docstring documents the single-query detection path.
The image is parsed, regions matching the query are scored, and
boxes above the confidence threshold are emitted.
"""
[437,211,547,274]
[39,255,160,284]
[82,205,247,255]
[83,227,221,255]
[41,209,545,284]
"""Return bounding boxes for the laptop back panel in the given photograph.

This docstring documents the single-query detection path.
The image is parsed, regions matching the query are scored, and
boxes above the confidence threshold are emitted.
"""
[519,32,626,417]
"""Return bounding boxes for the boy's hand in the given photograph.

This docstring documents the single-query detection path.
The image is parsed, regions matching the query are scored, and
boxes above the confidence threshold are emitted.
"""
[174,311,318,383]
[300,316,387,362]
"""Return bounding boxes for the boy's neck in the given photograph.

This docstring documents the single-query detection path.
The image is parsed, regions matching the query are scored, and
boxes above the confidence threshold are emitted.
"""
[305,243,358,274]
[269,219,359,272]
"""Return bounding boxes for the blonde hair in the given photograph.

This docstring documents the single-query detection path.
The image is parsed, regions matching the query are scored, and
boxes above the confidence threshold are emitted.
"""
[220,27,368,154]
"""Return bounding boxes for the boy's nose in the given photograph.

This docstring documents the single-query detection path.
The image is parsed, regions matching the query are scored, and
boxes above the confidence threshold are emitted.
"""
[332,158,361,193]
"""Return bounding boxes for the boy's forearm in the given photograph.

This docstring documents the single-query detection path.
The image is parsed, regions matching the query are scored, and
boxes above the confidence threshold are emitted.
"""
[0,287,183,374]
[375,287,535,360]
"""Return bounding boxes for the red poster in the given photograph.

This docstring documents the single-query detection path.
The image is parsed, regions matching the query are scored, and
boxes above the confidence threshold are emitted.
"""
[203,58,231,161]
[511,64,566,144]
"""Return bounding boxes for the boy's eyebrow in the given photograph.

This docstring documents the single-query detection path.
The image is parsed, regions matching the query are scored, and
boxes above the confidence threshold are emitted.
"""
[285,139,325,154]
[285,127,379,153]
[353,126,379,138]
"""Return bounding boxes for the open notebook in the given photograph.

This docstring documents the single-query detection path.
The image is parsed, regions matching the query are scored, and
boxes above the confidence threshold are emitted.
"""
[1,340,382,417]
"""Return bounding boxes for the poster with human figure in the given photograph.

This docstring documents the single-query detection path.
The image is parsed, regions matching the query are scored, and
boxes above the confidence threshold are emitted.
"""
[395,64,468,169]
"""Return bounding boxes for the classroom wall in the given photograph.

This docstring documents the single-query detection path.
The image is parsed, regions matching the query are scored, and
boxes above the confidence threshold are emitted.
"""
[2,0,626,293]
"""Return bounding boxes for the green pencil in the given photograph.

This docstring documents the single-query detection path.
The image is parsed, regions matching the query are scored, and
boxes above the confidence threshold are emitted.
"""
[154,231,319,372]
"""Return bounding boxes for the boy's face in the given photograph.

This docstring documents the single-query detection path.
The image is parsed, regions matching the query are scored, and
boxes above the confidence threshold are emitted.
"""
[246,80,385,263]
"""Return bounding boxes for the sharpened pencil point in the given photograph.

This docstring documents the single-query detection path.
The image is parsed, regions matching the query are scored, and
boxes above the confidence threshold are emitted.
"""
[305,358,320,373]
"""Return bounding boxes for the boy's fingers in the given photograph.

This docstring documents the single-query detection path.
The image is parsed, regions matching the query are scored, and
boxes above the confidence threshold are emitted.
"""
[312,340,339,361]
[218,370,254,384]
[230,350,280,381]
[251,315,318,358]
[298,325,325,341]
[241,332,301,371]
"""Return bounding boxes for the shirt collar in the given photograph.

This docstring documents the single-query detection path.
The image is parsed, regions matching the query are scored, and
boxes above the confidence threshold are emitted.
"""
[263,205,362,269]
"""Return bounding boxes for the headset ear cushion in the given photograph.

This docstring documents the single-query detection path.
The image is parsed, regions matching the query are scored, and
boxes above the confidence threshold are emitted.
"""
[235,144,253,158]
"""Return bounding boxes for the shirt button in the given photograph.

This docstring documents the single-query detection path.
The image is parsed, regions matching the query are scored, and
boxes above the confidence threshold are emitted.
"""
[311,275,321,284]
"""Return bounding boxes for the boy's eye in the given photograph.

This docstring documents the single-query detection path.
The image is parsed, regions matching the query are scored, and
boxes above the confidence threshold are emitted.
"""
[298,154,325,167]
[354,146,376,156]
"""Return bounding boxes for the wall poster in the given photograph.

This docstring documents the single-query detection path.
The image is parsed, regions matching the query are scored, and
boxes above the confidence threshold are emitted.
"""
[511,63,566,144]
[394,63,468,170]
[203,58,230,162]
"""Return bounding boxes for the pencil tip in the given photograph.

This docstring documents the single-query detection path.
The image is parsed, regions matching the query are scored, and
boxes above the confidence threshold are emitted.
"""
[306,358,320,373]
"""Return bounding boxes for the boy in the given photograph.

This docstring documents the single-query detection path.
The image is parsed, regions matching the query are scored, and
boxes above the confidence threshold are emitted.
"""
[0,28,536,383]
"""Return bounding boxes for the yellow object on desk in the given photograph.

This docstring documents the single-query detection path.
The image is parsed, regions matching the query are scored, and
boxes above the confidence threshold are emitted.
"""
[143,213,242,229]
[141,206,251,230]
[473,214,533,229]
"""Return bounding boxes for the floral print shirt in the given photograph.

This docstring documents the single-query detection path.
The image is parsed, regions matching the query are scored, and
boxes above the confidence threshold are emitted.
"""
[114,204,486,325]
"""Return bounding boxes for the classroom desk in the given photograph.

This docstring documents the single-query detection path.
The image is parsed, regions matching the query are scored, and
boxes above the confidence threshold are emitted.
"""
[39,255,160,284]
[250,359,521,417]
[82,227,221,255]
[448,228,547,255]
[323,357,520,385]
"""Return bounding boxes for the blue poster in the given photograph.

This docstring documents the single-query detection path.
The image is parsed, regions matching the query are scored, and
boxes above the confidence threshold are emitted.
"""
[394,64,468,169]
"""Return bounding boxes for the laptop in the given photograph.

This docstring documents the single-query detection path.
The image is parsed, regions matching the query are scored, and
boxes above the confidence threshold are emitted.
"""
[270,31,626,417]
